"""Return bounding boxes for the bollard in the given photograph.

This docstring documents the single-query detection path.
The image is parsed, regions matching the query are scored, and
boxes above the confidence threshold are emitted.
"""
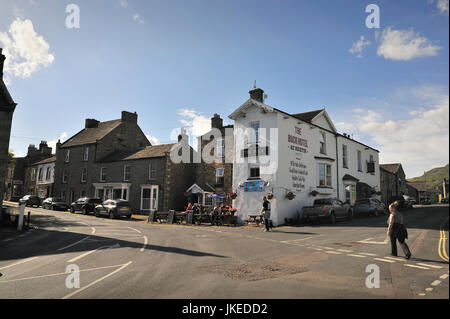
[17,204,25,232]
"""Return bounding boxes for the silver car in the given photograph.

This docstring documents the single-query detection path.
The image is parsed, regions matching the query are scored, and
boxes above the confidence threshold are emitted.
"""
[353,198,386,217]
[94,199,132,219]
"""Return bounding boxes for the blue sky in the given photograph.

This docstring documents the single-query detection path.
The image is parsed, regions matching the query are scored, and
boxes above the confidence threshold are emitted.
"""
[1,0,448,178]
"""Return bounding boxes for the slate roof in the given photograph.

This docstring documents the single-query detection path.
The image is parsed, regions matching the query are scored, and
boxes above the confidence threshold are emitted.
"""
[98,144,177,162]
[61,120,122,148]
[380,164,402,174]
[407,181,427,192]
[291,109,324,123]
[32,156,56,166]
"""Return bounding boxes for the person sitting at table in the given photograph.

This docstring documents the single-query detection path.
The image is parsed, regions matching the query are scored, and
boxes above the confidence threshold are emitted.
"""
[192,203,200,214]
[186,202,193,212]
[219,203,227,215]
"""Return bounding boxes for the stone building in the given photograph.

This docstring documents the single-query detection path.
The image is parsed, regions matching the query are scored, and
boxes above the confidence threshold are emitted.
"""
[25,156,57,199]
[53,111,195,213]
[380,163,407,205]
[4,142,53,201]
[185,114,234,207]
[0,48,17,209]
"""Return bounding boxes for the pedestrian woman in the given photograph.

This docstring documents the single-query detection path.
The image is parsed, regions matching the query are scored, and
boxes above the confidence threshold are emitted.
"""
[387,201,411,259]
[261,196,271,232]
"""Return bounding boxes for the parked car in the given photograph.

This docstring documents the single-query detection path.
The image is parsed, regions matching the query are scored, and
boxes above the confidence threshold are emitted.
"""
[441,198,449,204]
[94,199,132,219]
[403,195,417,206]
[353,198,387,217]
[19,195,41,207]
[42,198,69,211]
[389,196,412,211]
[301,198,353,224]
[70,197,103,215]
[420,198,432,205]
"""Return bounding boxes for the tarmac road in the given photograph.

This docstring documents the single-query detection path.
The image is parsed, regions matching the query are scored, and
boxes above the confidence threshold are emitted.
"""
[0,204,448,299]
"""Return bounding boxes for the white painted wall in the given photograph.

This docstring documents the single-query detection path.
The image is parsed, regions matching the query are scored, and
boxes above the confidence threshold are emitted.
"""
[232,101,380,226]
[36,162,55,185]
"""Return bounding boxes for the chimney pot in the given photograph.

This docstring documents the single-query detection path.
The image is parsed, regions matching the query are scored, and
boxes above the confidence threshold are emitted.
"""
[121,111,138,124]
[249,88,264,103]
[211,114,223,129]
[85,119,100,128]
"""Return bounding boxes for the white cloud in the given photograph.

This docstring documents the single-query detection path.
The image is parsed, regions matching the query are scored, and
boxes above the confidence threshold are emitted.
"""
[437,0,449,14]
[48,132,68,154]
[337,86,449,178]
[133,13,144,24]
[145,135,160,146]
[177,109,211,137]
[120,0,129,8]
[350,35,370,58]
[377,27,441,61]
[0,18,54,80]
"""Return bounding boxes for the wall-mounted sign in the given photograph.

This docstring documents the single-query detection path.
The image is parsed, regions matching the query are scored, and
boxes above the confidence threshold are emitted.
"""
[244,181,265,192]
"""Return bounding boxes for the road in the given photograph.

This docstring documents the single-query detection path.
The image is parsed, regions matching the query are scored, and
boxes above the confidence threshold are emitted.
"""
[0,204,448,299]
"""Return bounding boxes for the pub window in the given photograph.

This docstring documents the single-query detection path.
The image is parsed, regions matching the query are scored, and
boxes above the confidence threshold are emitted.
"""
[357,150,362,172]
[320,132,327,155]
[45,167,51,181]
[216,139,225,157]
[319,163,332,187]
[249,165,260,179]
[342,145,348,168]
[38,168,43,181]
[216,168,224,185]
[249,122,260,144]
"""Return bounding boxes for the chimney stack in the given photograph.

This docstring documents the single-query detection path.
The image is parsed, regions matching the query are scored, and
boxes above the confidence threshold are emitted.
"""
[39,141,52,155]
[121,111,138,124]
[0,48,5,79]
[85,119,100,129]
[211,113,223,129]
[249,88,264,103]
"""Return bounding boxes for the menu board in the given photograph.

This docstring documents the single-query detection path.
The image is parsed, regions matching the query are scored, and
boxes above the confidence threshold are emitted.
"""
[244,181,265,192]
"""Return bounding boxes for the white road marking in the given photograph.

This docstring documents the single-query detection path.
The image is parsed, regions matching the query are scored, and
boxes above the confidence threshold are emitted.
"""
[418,293,426,296]
[0,257,38,271]
[62,261,132,299]
[431,280,442,286]
[425,288,433,292]
[337,249,353,253]
[313,248,323,251]
[373,258,396,263]
[126,227,142,234]
[358,238,389,245]
[140,236,148,252]
[281,237,313,243]
[360,253,378,256]
[440,274,449,280]
[417,263,443,269]
[57,236,90,251]
[324,251,342,255]
[385,256,406,262]
[67,243,120,263]
[404,264,429,270]
[0,263,128,283]
[91,227,96,234]
[347,254,367,258]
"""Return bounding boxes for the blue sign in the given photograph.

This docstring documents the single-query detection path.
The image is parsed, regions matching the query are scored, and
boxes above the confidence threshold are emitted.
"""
[244,181,265,192]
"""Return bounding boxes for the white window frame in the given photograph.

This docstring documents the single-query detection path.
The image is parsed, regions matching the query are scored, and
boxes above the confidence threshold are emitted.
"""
[249,164,260,179]
[123,165,130,182]
[149,163,156,181]
[65,150,70,163]
[249,122,260,144]
[357,150,362,172]
[318,163,332,187]
[31,168,36,182]
[342,144,348,168]
[140,185,159,211]
[216,139,225,157]
[38,168,43,182]
[45,167,51,181]
[83,147,89,162]
[320,132,327,155]
[62,169,68,184]
[81,168,87,183]
[216,167,225,185]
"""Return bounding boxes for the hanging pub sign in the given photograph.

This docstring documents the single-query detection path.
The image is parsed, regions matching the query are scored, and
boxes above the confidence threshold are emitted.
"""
[244,181,265,192]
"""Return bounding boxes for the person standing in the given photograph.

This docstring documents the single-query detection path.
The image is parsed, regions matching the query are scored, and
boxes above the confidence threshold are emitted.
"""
[387,201,411,259]
[261,196,271,232]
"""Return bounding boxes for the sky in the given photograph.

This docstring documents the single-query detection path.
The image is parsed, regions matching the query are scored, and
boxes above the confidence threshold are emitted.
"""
[0,0,448,178]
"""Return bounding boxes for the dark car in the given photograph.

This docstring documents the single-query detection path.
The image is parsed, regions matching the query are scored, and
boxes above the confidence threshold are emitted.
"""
[42,198,69,211]
[19,195,41,207]
[390,196,412,211]
[441,198,449,204]
[94,199,132,219]
[353,198,387,217]
[420,198,432,205]
[70,198,103,215]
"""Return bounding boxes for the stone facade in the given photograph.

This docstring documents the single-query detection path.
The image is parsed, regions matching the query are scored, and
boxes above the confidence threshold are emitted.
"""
[0,48,17,210]
[380,164,407,205]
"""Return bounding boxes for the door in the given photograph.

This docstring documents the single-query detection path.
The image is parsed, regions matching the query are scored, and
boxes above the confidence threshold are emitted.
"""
[141,186,159,212]
[150,186,158,211]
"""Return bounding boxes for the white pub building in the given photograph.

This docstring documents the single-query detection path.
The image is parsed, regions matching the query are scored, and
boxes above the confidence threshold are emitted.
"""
[229,88,380,226]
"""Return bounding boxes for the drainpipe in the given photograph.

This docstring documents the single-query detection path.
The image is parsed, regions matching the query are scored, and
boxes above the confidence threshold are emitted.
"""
[335,134,340,200]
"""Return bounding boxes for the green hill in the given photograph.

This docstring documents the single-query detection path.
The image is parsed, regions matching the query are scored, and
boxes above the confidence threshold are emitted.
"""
[407,164,449,191]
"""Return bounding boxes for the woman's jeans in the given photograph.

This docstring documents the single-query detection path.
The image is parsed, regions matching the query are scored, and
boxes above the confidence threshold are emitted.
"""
[390,225,411,257]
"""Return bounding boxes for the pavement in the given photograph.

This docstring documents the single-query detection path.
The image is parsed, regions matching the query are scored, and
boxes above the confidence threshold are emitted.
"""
[0,203,448,299]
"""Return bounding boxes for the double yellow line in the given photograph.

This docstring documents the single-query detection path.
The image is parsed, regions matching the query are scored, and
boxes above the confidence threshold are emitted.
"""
[438,223,449,262]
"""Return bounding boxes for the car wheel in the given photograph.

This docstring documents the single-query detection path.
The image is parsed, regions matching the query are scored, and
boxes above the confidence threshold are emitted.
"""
[109,211,115,219]
[94,209,100,217]
[126,215,132,219]
[82,207,88,215]
[330,212,336,224]
[51,205,55,211]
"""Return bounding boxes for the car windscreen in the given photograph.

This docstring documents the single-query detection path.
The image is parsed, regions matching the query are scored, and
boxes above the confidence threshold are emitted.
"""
[89,199,102,204]
[313,199,332,205]
[53,198,63,202]
[355,199,370,205]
